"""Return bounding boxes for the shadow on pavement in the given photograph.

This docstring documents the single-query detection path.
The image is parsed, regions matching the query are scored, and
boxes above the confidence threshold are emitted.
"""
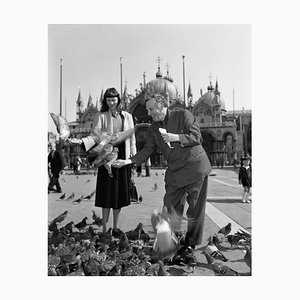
[207,199,243,204]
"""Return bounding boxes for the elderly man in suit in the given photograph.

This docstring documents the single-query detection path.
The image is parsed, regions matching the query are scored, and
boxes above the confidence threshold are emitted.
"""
[114,94,212,251]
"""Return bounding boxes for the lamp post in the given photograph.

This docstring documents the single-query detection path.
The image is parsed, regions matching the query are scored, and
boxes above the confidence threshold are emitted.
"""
[120,57,123,99]
[182,55,186,109]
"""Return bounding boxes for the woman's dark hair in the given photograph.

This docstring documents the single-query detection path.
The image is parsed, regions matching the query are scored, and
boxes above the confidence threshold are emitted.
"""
[100,87,122,112]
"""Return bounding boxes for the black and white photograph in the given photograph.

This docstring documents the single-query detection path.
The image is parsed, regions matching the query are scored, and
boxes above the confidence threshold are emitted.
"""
[3,0,299,299]
[48,24,252,277]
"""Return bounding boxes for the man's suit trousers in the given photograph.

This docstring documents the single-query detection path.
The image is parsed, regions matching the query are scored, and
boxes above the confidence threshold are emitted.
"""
[164,176,208,246]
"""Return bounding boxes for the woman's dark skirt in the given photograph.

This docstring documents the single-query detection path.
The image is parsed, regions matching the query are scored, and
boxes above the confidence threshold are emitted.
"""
[95,142,131,209]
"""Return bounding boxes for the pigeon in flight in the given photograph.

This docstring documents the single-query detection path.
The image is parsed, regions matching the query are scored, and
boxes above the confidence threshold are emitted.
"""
[50,113,70,141]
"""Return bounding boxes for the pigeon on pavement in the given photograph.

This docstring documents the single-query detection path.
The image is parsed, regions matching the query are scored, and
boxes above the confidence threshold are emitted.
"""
[84,190,96,200]
[50,210,68,225]
[205,238,228,262]
[92,210,103,226]
[59,193,65,200]
[60,221,74,234]
[202,250,239,276]
[75,217,88,231]
[227,234,244,247]
[218,222,232,236]
[66,192,75,200]
[73,195,84,204]
[157,260,169,276]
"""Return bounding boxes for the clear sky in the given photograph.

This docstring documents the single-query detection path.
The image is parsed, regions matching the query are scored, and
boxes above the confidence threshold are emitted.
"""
[48,24,251,132]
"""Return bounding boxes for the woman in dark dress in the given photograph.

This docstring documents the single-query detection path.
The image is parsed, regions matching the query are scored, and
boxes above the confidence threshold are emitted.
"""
[91,88,136,233]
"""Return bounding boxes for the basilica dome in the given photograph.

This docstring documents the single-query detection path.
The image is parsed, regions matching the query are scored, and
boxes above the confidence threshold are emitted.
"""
[144,67,181,101]
[199,82,225,110]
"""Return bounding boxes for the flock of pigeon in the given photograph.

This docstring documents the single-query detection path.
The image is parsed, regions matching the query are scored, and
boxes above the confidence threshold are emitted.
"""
[202,223,252,276]
[48,208,252,276]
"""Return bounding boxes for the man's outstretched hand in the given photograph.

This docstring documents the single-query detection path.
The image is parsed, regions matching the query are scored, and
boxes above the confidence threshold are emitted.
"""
[112,159,133,168]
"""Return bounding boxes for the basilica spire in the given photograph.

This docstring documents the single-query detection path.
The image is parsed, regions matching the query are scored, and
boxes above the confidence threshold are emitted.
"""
[76,87,83,121]
[187,81,193,99]
[215,78,219,92]
[87,93,93,108]
[143,72,147,87]
[155,56,163,78]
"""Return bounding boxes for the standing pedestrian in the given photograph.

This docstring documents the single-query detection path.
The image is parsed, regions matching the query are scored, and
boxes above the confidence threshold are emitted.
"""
[239,157,252,203]
[68,87,136,234]
[48,141,63,193]
[114,93,212,252]
[75,155,82,173]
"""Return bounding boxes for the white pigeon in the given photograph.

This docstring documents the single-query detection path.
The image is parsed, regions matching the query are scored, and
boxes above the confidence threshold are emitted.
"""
[153,215,178,257]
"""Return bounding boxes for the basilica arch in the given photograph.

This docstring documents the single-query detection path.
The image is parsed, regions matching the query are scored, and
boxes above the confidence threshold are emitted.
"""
[201,131,215,164]
[222,130,237,164]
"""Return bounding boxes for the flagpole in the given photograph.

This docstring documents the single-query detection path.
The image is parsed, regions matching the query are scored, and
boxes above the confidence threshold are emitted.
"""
[120,57,123,98]
[182,55,186,109]
[60,59,63,115]
[59,59,63,164]
[233,88,235,118]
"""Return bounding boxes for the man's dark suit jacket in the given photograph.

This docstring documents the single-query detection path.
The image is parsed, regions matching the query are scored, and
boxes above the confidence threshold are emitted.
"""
[131,109,212,187]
